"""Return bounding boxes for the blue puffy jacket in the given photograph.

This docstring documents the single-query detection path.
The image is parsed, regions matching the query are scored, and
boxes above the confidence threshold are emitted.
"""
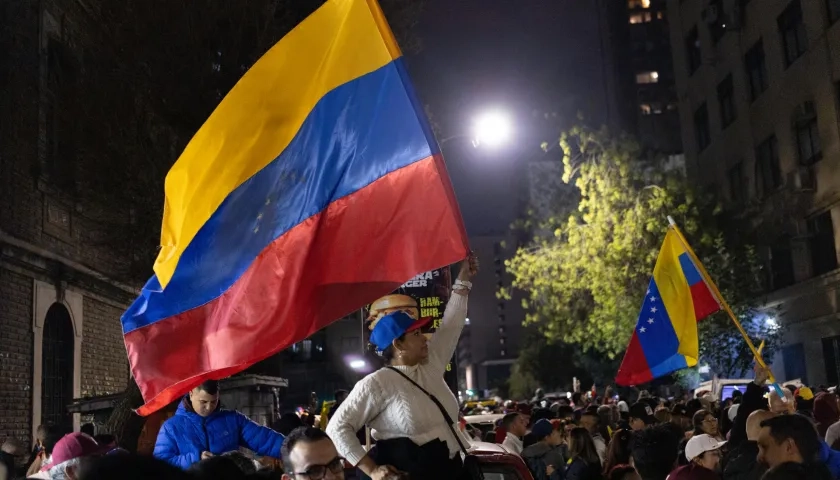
[819,440,840,479]
[154,398,284,469]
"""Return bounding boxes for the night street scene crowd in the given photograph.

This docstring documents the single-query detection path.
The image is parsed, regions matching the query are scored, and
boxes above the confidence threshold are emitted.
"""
[6,0,840,478]
[1,253,839,480]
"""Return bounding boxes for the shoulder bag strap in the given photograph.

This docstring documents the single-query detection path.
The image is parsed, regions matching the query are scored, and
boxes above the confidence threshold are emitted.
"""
[385,366,470,454]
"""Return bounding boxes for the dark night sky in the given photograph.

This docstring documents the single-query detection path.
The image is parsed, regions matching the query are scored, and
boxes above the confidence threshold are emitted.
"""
[406,0,609,235]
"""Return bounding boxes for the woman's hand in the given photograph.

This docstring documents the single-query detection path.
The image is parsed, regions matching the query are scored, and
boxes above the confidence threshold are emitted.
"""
[547,464,556,476]
[457,253,479,282]
[369,464,404,480]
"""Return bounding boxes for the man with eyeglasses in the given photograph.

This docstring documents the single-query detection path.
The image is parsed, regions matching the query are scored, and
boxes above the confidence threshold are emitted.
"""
[281,427,345,480]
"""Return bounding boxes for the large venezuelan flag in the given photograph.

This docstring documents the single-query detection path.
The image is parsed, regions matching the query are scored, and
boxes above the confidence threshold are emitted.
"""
[122,0,468,416]
[615,229,720,386]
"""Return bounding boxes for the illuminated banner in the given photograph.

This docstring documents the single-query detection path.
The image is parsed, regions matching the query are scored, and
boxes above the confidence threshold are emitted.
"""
[365,267,459,393]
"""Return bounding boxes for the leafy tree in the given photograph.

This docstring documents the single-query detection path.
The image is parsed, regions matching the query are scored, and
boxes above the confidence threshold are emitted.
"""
[503,125,780,384]
[508,333,621,399]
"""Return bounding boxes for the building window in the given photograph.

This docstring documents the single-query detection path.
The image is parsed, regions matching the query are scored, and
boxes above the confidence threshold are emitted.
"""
[628,0,651,8]
[499,337,506,345]
[794,102,822,165]
[717,74,736,128]
[829,0,840,24]
[636,71,659,84]
[694,103,710,151]
[640,103,665,115]
[745,40,769,101]
[782,343,808,384]
[42,304,75,435]
[629,12,653,24]
[769,240,796,290]
[685,27,702,75]
[728,162,745,204]
[500,349,506,357]
[823,335,840,386]
[498,326,506,334]
[809,211,838,276]
[778,0,808,67]
[755,135,781,198]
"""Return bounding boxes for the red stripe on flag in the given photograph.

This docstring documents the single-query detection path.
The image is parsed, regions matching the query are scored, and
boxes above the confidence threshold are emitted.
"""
[125,155,468,416]
[689,282,719,321]
[615,333,654,386]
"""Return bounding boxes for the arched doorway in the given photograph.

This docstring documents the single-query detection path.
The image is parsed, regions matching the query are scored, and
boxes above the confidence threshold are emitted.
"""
[41,303,75,434]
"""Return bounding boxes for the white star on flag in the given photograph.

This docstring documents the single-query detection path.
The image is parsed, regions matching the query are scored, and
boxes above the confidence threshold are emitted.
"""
[650,296,657,302]
[648,318,654,324]
[650,307,658,313]
[640,327,647,333]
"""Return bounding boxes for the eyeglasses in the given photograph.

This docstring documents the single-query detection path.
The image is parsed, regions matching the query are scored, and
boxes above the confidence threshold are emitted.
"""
[288,456,345,479]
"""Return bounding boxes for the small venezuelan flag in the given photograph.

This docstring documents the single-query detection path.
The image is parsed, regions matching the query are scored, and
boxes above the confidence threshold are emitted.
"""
[122,0,468,416]
[615,229,720,386]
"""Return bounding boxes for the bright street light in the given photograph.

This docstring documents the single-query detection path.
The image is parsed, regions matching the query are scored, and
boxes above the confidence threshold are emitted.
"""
[473,111,512,148]
[349,359,366,370]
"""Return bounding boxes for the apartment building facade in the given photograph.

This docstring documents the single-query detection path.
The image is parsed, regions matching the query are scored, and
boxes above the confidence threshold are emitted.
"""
[668,0,840,384]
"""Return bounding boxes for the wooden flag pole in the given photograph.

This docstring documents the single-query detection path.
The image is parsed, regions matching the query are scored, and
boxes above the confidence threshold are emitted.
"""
[666,217,786,399]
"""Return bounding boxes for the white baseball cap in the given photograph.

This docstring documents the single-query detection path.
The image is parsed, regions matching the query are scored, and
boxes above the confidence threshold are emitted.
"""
[685,434,727,461]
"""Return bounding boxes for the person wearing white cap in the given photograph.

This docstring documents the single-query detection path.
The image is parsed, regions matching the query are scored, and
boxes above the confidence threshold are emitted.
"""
[667,434,726,480]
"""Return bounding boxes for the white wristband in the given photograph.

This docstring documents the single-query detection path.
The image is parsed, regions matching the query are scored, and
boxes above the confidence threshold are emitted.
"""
[454,279,472,290]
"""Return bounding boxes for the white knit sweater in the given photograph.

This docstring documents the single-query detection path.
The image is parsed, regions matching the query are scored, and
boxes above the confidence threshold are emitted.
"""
[326,293,469,466]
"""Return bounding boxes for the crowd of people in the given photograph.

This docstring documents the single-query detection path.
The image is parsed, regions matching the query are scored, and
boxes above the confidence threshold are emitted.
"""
[465,363,840,480]
[2,252,838,480]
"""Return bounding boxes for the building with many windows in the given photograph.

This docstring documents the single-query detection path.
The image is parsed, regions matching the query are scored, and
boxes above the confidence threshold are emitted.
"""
[600,0,684,153]
[667,0,840,384]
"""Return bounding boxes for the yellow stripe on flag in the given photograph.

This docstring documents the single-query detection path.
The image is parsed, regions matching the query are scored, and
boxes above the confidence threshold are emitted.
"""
[154,0,402,288]
[653,230,700,365]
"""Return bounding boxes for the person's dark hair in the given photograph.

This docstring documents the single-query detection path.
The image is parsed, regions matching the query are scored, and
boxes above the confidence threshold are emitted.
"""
[369,333,406,363]
[196,380,220,395]
[502,413,521,430]
[631,424,680,480]
[272,413,304,436]
[603,429,633,476]
[557,405,575,419]
[43,432,62,455]
[568,427,601,466]
[685,399,702,418]
[94,434,116,447]
[609,465,638,480]
[78,453,194,480]
[221,451,257,474]
[761,461,833,480]
[572,392,583,406]
[582,406,600,422]
[280,427,332,472]
[334,389,349,401]
[244,471,283,480]
[759,414,822,464]
[692,409,713,435]
[188,455,246,480]
[80,423,95,437]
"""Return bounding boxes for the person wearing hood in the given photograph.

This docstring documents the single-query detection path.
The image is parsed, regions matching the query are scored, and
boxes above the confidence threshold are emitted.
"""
[522,419,566,480]
[153,380,284,469]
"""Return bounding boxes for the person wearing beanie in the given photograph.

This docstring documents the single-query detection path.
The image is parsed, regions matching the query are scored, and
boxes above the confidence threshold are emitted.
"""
[814,392,840,439]
[521,419,565,480]
[795,387,815,418]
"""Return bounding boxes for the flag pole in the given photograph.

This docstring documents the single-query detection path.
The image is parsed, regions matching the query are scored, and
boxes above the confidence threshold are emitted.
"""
[666,216,786,400]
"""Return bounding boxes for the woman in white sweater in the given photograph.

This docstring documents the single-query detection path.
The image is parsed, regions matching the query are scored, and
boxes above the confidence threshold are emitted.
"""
[326,255,478,480]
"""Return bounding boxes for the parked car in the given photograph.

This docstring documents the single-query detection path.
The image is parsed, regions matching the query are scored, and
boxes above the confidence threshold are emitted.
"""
[465,413,504,442]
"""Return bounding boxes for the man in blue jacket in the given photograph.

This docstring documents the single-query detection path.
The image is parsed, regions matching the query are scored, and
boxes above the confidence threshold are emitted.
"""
[154,380,284,469]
